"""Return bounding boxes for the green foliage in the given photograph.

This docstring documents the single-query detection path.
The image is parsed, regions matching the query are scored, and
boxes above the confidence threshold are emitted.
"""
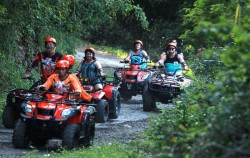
[0,0,148,115]
[142,84,211,157]
[0,0,149,60]
[181,0,235,50]
[100,48,127,60]
[141,1,250,158]
[190,3,250,157]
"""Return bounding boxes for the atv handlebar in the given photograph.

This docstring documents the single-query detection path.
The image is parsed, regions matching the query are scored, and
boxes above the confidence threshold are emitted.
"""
[22,76,36,83]
[120,60,152,64]
[120,60,130,64]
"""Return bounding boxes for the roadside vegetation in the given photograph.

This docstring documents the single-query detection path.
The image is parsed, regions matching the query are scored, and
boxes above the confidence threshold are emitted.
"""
[0,0,249,158]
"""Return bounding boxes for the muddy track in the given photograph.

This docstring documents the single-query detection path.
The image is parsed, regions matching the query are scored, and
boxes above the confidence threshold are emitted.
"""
[0,50,171,157]
[0,50,152,157]
[0,96,160,157]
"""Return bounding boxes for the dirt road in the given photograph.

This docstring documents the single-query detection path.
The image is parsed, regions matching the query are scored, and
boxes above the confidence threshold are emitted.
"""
[0,95,168,157]
[0,49,168,157]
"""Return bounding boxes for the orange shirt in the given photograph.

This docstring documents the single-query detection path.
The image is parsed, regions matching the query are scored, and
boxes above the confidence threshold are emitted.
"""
[42,74,92,102]
[69,73,93,102]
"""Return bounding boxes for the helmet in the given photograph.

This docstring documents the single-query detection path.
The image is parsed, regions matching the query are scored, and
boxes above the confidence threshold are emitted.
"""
[56,60,69,69]
[85,47,95,54]
[134,40,143,46]
[167,42,177,48]
[45,37,56,44]
[62,55,75,66]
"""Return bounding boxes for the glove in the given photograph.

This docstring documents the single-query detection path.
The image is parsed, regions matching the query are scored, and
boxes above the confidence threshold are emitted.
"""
[39,86,47,92]
[91,97,98,103]
[22,73,30,79]
[124,59,130,63]
[101,74,106,80]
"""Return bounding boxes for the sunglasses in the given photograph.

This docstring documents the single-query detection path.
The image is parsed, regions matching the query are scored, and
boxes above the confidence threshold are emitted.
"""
[169,47,175,50]
[57,68,67,71]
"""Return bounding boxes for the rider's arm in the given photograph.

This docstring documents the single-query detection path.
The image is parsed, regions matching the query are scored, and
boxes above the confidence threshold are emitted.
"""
[75,60,83,75]
[95,61,105,76]
[177,54,187,69]
[40,74,54,90]
[70,75,82,93]
[70,75,92,102]
[142,50,150,60]
[155,52,166,66]
[22,53,41,78]
[124,51,132,61]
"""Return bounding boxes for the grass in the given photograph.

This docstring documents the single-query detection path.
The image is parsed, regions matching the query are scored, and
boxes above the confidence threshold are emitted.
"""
[24,142,147,158]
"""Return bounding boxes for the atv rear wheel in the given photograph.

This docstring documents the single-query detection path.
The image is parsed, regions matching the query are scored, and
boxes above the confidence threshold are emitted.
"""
[108,90,121,119]
[12,119,30,148]
[62,124,80,149]
[95,99,109,123]
[2,104,19,129]
[142,81,156,111]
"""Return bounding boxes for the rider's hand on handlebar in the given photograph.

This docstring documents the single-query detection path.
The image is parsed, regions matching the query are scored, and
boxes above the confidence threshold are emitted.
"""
[124,59,130,63]
[38,86,47,92]
[91,97,98,103]
[100,73,106,80]
[183,66,189,71]
[22,73,30,79]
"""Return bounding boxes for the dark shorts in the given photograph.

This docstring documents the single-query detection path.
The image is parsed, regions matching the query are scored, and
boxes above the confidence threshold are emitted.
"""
[90,76,103,86]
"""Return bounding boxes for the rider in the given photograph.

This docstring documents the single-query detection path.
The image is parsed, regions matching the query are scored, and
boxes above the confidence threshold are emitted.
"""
[39,60,93,102]
[22,37,63,86]
[76,47,105,91]
[124,40,150,69]
[61,54,75,71]
[155,42,187,76]
[171,39,184,58]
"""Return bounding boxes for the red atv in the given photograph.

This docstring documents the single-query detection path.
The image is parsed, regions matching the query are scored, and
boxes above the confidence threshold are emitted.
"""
[12,91,96,149]
[114,60,151,100]
[142,68,192,111]
[2,77,37,128]
[79,75,121,123]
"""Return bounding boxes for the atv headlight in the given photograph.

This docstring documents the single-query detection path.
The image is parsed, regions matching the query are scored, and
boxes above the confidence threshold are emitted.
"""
[21,102,32,113]
[61,109,72,116]
[142,74,149,80]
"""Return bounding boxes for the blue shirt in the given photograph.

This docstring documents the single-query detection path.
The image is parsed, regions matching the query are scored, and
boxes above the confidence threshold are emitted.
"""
[130,50,147,69]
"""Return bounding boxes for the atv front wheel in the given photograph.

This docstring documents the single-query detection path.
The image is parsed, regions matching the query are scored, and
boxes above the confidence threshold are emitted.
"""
[62,124,80,149]
[12,119,30,148]
[108,90,121,119]
[142,81,156,111]
[95,99,109,123]
[82,118,95,147]
[2,104,19,129]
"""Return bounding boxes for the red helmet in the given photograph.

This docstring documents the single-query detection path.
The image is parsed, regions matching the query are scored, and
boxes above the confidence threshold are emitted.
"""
[45,37,56,44]
[62,55,75,66]
[56,60,69,68]
[134,40,143,46]
[167,42,177,48]
[85,47,95,54]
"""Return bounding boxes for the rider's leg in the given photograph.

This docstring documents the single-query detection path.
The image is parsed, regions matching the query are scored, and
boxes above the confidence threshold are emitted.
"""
[94,83,103,91]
